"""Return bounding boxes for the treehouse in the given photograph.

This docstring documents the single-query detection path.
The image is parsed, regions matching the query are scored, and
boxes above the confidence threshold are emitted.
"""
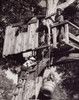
[2,0,79,99]
[3,15,79,99]
[3,18,79,60]
[3,17,39,56]
[2,1,79,99]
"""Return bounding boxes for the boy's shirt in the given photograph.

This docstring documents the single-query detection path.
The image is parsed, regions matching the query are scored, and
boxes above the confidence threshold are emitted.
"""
[55,15,64,23]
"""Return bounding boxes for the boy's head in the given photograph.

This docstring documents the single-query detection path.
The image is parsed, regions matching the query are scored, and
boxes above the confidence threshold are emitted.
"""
[56,8,62,15]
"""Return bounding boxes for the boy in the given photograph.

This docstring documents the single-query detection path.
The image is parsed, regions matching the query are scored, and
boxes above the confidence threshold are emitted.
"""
[55,8,65,43]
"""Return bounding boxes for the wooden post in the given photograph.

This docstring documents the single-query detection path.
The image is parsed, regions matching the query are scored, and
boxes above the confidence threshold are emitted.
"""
[52,27,57,48]
[48,26,51,45]
[65,24,69,43]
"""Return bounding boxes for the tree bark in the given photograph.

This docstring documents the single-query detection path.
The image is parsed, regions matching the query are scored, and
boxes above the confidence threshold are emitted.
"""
[57,0,75,10]
[46,0,76,17]
[46,0,59,16]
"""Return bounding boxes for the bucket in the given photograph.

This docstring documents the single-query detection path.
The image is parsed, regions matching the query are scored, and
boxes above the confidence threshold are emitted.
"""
[41,73,56,98]
[41,80,56,98]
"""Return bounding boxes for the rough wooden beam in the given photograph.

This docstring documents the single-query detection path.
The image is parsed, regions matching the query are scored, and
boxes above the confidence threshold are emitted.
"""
[21,44,54,54]
[69,53,79,58]
[69,33,79,43]
[68,21,79,33]
[12,22,24,27]
[52,27,57,47]
[34,45,49,50]
[51,20,79,31]
[65,23,69,43]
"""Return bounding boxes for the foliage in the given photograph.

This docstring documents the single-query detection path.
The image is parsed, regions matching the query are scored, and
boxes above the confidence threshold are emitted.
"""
[56,61,79,99]
[0,0,43,24]
[53,83,68,100]
[0,69,15,100]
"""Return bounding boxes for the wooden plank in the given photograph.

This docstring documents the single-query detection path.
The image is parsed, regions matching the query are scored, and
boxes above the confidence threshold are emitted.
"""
[52,27,57,47]
[65,24,69,43]
[34,20,39,49]
[11,27,18,54]
[3,26,10,56]
[69,32,79,49]
[24,80,35,100]
[15,32,22,54]
[23,32,29,51]
[3,26,18,56]
[20,32,24,52]
[31,24,36,49]
[12,22,24,27]
[69,53,79,58]
[3,26,11,56]
[51,20,79,33]
[34,45,50,50]
[69,33,79,43]
[28,24,33,49]
[8,29,13,55]
[3,18,39,56]
[28,19,37,25]
[28,19,39,50]
[21,44,52,54]
[68,21,79,32]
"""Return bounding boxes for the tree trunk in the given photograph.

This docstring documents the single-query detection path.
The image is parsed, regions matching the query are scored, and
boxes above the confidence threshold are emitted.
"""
[46,0,59,16]
[57,0,75,10]
[46,0,75,17]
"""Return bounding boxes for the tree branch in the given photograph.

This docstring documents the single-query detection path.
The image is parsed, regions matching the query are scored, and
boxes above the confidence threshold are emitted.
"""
[46,0,76,18]
[57,0,75,10]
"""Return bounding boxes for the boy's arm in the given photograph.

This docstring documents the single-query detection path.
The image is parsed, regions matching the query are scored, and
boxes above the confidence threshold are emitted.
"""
[59,15,64,22]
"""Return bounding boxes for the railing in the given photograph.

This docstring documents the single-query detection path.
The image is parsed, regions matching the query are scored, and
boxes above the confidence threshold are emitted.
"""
[51,20,79,48]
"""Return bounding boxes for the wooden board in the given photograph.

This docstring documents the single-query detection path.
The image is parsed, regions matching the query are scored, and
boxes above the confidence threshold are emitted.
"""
[3,26,18,56]
[3,19,39,56]
[28,20,39,50]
